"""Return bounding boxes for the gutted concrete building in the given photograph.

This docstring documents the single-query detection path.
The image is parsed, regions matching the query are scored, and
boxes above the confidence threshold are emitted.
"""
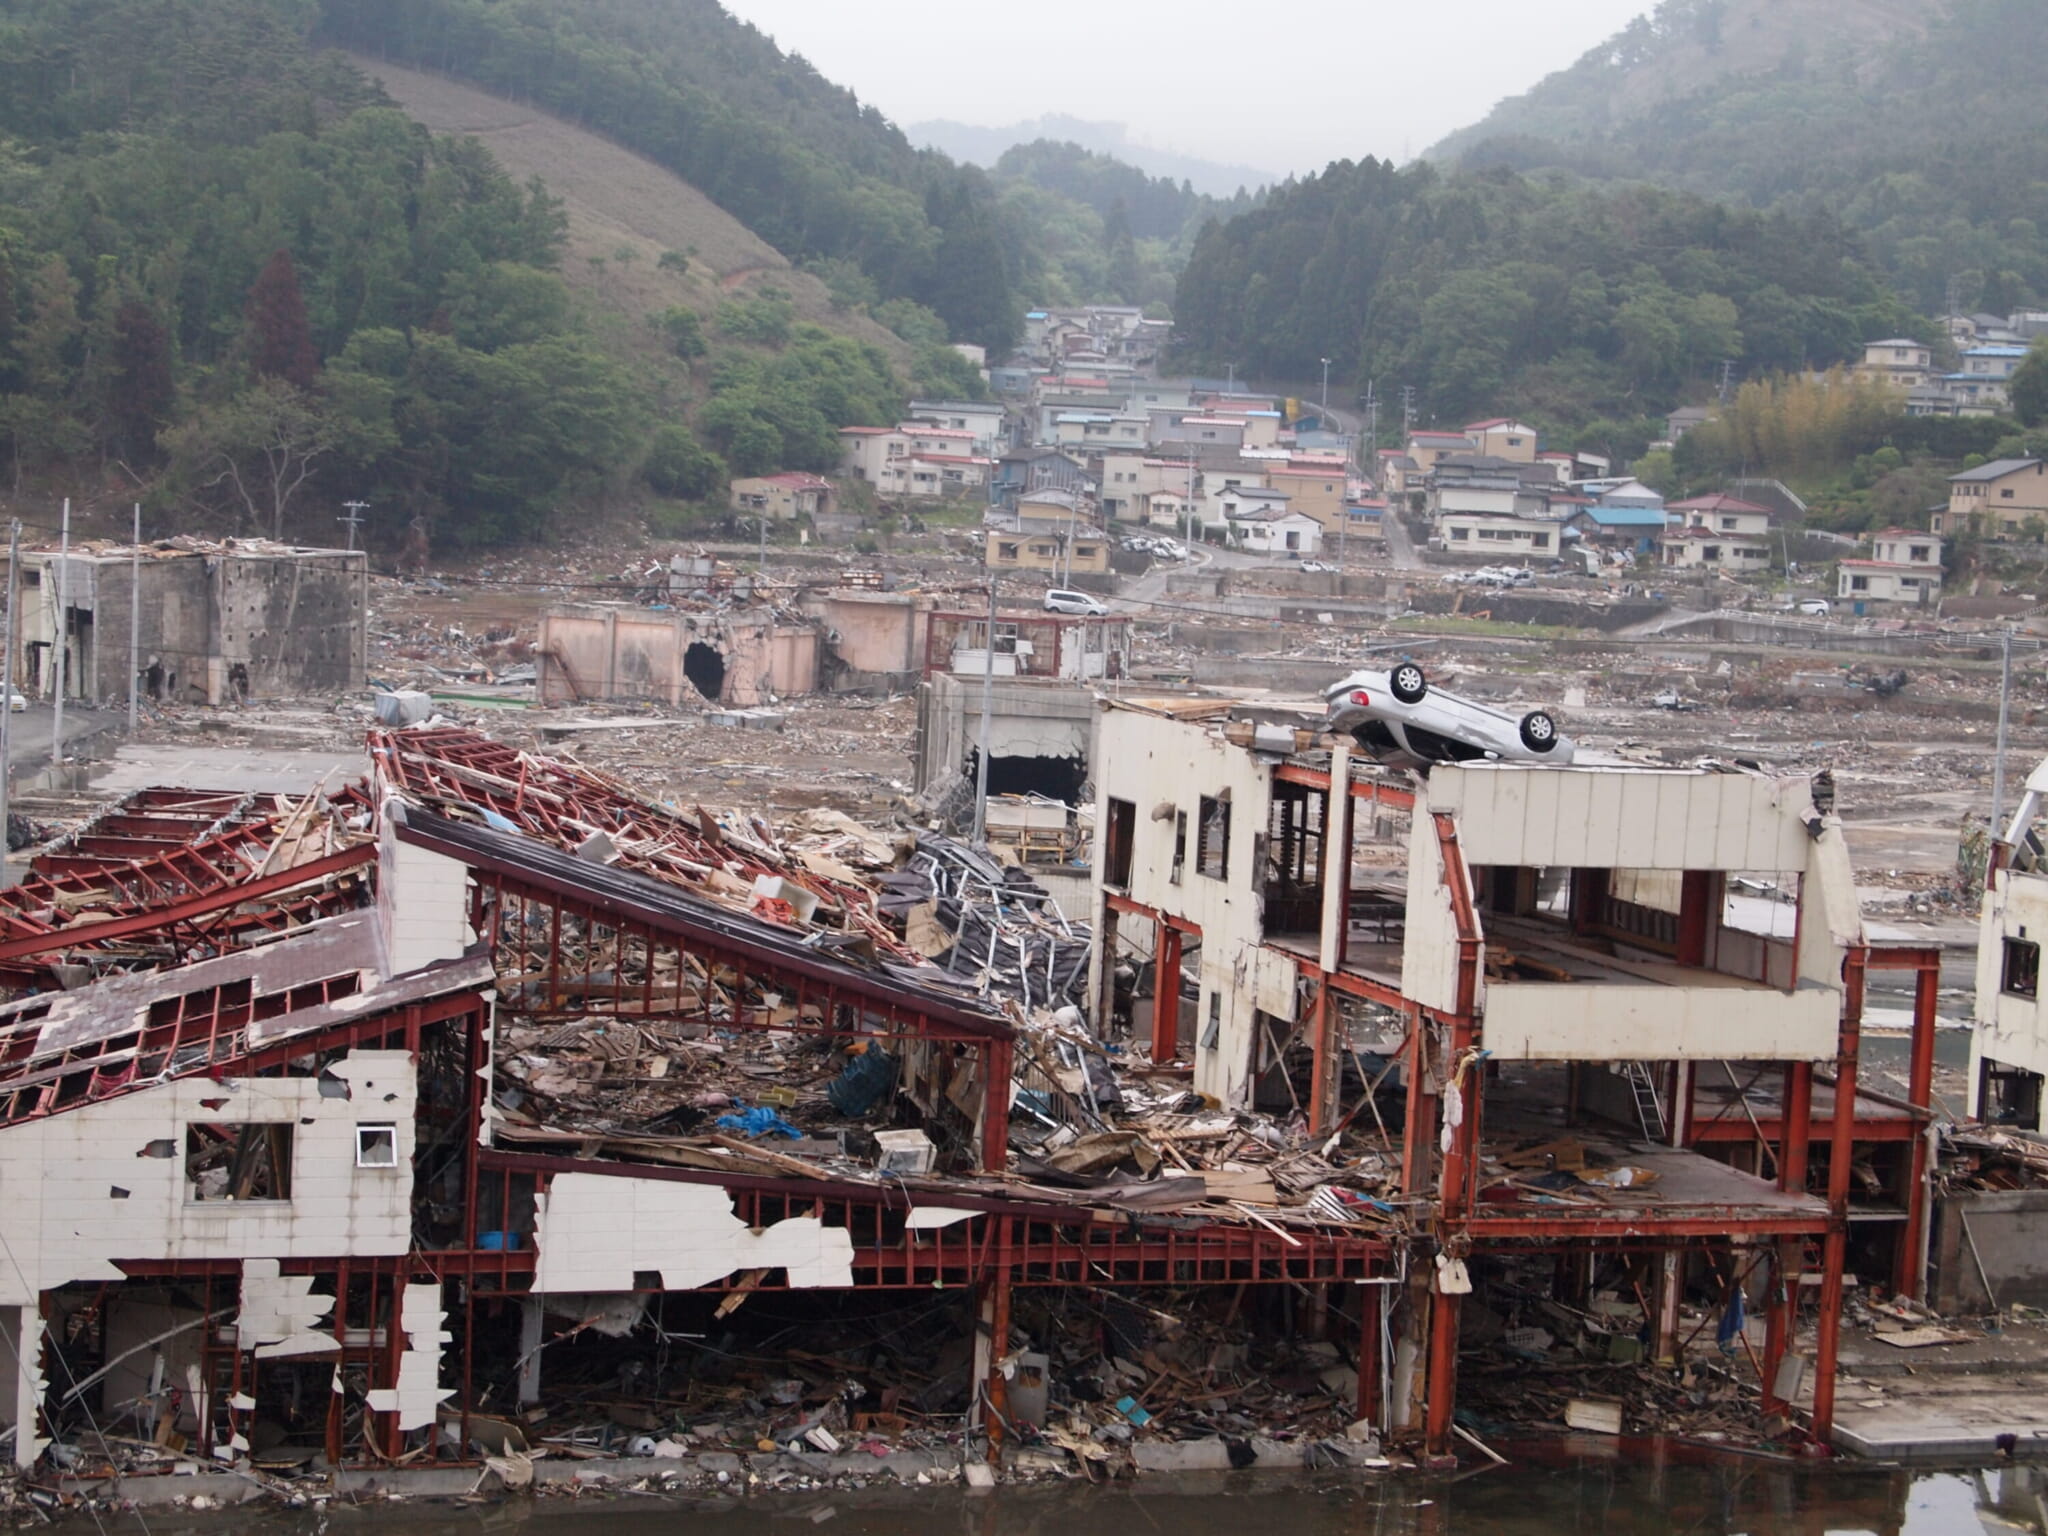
[1087,700,1942,1457]
[12,539,367,705]
[537,603,818,707]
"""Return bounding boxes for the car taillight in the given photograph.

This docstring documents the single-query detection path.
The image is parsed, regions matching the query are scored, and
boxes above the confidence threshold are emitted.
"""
[1350,690,1371,706]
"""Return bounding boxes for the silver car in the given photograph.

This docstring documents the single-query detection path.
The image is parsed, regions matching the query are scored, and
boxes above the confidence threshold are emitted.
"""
[1322,662,1573,771]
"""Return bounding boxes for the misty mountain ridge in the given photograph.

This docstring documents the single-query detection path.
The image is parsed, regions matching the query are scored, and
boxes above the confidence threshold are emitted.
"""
[910,114,1280,198]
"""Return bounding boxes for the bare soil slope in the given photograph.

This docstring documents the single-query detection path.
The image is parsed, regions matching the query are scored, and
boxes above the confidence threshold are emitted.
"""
[341,53,909,366]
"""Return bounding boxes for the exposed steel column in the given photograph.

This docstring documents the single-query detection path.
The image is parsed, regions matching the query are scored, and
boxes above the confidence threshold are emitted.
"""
[1676,870,1715,967]
[1897,957,1940,1299]
[983,1228,1014,1463]
[980,1037,1012,1173]
[1765,1059,1814,1413]
[1153,921,1182,1061]
[1308,981,1336,1136]
[1812,946,1866,1447]
[1423,1013,1476,1462]
[1401,1013,1433,1198]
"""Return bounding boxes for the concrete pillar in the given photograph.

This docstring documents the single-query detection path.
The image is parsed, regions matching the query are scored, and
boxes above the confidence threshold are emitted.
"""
[517,1295,543,1406]
[12,1306,42,1470]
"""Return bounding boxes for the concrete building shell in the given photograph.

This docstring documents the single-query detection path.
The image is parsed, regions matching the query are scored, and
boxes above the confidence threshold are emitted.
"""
[1085,701,1941,1458]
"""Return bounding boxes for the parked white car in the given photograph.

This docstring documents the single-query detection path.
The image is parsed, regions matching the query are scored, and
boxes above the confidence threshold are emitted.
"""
[6,691,21,712]
[1043,588,1109,616]
[1322,662,1573,771]
[1795,599,1830,617]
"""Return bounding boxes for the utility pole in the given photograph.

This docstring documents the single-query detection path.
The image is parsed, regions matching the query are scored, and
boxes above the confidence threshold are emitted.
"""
[52,499,68,764]
[0,520,17,855]
[1400,385,1416,441]
[972,578,998,847]
[1320,357,1331,413]
[1225,361,1236,395]
[1992,625,2015,837]
[1717,359,1737,404]
[339,499,369,552]
[128,503,141,736]
[1184,452,1197,555]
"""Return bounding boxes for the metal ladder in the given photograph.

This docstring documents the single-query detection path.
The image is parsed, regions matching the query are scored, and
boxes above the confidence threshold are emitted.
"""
[1623,1062,1667,1142]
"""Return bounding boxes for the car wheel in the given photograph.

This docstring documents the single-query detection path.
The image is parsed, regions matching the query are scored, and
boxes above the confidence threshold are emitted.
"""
[1520,710,1559,753]
[1390,663,1428,705]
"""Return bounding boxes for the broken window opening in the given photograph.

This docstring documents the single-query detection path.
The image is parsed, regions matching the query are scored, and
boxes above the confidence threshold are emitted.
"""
[963,750,1086,805]
[356,1125,398,1168]
[1197,795,1230,881]
[1103,797,1136,888]
[1170,810,1187,885]
[186,1122,293,1201]
[2003,936,2040,999]
[683,642,726,702]
[1982,1060,2044,1130]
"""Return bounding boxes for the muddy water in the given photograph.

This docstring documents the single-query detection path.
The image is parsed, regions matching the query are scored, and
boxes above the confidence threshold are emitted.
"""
[168,1453,2041,1536]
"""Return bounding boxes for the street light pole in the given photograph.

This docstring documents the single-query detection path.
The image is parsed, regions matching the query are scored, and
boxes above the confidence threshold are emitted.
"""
[0,520,18,853]
[52,498,68,764]
[972,578,997,847]
[128,503,140,735]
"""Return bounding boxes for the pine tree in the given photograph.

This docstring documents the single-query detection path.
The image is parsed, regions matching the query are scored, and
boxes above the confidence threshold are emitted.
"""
[245,249,318,389]
[107,300,175,459]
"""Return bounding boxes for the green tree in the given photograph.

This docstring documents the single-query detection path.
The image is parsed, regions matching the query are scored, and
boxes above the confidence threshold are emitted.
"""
[2011,339,2048,428]
[643,423,723,499]
[657,306,708,360]
[106,299,175,462]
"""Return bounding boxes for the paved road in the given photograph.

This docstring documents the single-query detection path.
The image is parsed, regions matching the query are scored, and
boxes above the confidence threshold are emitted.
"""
[0,702,120,777]
[1378,504,1424,571]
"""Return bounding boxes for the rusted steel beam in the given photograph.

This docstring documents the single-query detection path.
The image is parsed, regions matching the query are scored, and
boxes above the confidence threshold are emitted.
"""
[0,842,374,962]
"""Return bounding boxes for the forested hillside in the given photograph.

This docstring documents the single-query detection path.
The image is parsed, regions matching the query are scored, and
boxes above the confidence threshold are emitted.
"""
[1427,0,2048,315]
[985,141,1260,312]
[0,0,655,549]
[315,0,1022,353]
[1171,159,1914,428]
[0,0,966,551]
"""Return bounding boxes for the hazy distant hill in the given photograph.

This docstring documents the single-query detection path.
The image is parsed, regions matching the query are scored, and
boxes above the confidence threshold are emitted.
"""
[911,114,1279,198]
[1428,0,1933,166]
[1423,0,2048,313]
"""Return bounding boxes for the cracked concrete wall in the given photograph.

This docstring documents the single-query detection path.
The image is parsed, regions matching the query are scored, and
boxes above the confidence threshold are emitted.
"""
[365,1284,451,1430]
[532,1173,854,1293]
[0,1050,416,1309]
[538,606,819,707]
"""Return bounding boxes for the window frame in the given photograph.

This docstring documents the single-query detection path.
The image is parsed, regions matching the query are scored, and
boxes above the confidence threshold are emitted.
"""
[2004,936,2041,999]
[1196,795,1230,881]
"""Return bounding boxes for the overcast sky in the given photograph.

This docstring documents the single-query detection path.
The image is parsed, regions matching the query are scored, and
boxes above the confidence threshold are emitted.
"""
[719,0,1654,177]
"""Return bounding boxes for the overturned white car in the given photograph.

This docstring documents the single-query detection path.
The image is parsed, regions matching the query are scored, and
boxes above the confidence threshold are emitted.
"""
[1322,662,1573,771]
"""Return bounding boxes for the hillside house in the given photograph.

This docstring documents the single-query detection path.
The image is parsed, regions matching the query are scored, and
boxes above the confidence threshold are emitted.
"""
[729,473,836,522]
[1564,504,1668,556]
[1464,418,1539,462]
[1856,339,1934,388]
[1229,506,1324,557]
[1438,510,1558,558]
[1661,527,1770,571]
[1940,458,2048,537]
[1837,529,1943,608]
[1669,493,1772,539]
[905,399,1007,457]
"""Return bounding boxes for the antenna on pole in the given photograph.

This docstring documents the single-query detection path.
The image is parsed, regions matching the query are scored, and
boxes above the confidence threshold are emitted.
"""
[339,500,369,552]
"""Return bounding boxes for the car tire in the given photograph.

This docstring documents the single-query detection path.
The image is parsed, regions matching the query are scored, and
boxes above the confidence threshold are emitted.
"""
[1520,710,1559,753]
[1390,663,1428,705]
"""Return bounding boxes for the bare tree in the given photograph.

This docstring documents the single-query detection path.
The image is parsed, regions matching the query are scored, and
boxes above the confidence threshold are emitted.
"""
[161,379,338,539]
